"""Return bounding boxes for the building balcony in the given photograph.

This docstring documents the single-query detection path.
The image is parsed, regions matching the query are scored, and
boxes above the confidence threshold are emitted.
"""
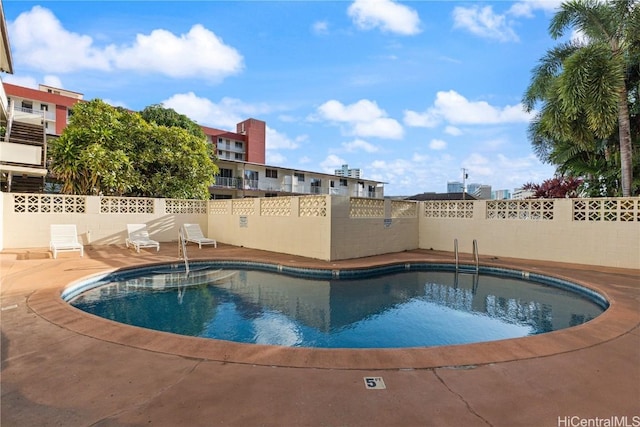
[210,176,383,199]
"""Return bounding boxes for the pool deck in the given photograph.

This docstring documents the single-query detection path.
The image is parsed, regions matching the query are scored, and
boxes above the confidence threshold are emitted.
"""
[1,244,639,427]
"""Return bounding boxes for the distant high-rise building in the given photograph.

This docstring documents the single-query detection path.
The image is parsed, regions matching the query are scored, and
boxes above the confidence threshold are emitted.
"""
[512,188,535,199]
[467,183,482,195]
[335,164,361,178]
[447,181,464,193]
[492,189,511,200]
[470,184,492,199]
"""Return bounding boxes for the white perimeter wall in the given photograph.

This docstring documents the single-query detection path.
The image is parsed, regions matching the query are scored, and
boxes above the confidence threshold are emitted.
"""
[1,193,638,269]
[1,194,208,249]
[418,199,639,269]
[207,196,333,260]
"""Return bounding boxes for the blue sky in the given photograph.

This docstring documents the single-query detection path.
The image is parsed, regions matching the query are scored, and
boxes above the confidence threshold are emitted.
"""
[3,0,566,196]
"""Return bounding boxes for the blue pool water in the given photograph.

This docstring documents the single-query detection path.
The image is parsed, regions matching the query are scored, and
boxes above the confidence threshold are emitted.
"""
[66,263,606,348]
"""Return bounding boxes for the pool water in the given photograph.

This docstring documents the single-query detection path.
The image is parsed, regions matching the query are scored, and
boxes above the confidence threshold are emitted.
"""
[68,266,606,348]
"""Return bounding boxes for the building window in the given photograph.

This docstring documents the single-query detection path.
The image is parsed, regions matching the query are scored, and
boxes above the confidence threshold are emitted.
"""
[234,153,244,160]
[244,170,258,181]
[310,178,322,194]
[266,169,278,178]
[244,170,259,190]
[219,168,233,178]
[40,104,48,111]
[294,173,305,182]
[235,141,243,149]
[21,101,33,111]
[340,179,347,187]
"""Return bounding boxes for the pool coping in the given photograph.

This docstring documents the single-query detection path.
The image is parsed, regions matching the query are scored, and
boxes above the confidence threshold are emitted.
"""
[26,255,637,370]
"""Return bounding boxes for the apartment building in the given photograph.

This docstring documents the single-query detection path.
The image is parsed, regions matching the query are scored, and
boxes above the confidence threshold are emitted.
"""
[201,118,265,165]
[492,189,511,200]
[334,164,361,179]
[4,83,83,135]
[512,188,536,200]
[467,183,492,199]
[1,83,83,192]
[211,159,383,199]
[1,80,384,198]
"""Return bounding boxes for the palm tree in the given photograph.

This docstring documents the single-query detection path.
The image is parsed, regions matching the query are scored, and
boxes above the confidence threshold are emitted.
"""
[524,0,639,196]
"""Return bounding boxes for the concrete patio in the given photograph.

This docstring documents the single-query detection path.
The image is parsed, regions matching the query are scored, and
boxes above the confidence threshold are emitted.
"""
[1,244,638,426]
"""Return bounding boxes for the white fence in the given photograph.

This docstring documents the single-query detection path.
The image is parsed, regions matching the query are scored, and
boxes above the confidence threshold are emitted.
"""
[1,192,638,268]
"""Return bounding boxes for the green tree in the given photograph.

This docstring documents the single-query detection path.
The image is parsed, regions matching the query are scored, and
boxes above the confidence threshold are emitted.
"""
[134,125,216,199]
[523,0,639,196]
[49,99,139,195]
[140,104,205,139]
[49,100,218,199]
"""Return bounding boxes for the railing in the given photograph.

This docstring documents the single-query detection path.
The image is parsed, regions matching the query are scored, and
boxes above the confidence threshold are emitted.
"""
[473,239,479,273]
[212,176,239,188]
[216,143,245,154]
[454,238,459,271]
[178,226,190,276]
[454,238,479,273]
[13,106,45,118]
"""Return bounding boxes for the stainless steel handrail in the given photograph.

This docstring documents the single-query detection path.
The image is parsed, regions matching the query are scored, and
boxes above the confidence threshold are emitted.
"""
[473,239,479,273]
[454,238,459,272]
[178,227,190,276]
[455,238,479,273]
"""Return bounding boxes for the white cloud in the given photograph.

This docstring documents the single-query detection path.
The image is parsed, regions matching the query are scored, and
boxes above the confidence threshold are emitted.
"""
[113,24,243,81]
[266,127,303,150]
[9,6,111,72]
[452,6,519,42]
[484,138,507,150]
[445,126,463,136]
[103,99,129,108]
[320,154,347,173]
[3,75,38,88]
[404,90,532,127]
[412,153,430,163]
[266,152,287,165]
[429,139,447,150]
[5,74,65,91]
[348,0,421,35]
[312,21,329,35]
[508,0,562,18]
[369,156,444,195]
[9,6,243,82]
[342,138,379,153]
[463,153,492,176]
[315,99,404,139]
[43,75,64,89]
[459,152,555,189]
[403,109,439,128]
[162,92,273,129]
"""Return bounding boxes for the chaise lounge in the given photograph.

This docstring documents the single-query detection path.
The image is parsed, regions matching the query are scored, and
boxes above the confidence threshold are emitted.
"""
[125,224,160,253]
[50,224,84,259]
[182,223,217,249]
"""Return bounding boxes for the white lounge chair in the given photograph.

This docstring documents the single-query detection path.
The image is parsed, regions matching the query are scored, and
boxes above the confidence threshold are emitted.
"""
[50,224,84,259]
[182,223,217,249]
[126,224,160,253]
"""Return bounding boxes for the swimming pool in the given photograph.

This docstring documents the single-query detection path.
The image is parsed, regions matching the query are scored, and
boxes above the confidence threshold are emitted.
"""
[65,262,607,349]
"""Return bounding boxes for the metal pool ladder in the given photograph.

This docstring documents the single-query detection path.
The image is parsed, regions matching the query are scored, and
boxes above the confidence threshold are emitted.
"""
[178,226,190,276]
[454,238,479,273]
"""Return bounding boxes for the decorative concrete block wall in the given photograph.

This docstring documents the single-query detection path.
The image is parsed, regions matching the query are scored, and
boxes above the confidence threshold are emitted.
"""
[1,192,638,268]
